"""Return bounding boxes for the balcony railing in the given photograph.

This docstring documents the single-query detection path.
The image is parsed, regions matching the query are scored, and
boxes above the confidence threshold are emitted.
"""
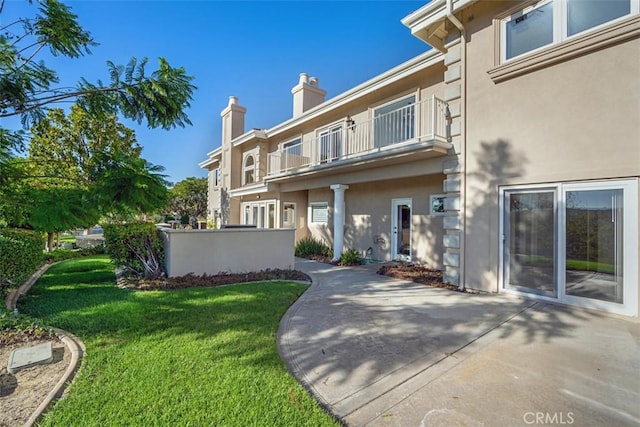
[267,95,449,176]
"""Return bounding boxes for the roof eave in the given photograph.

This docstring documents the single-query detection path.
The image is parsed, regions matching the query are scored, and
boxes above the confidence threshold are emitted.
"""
[264,49,444,138]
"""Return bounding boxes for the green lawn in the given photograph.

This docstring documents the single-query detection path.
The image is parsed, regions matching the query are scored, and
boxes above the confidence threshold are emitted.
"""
[20,256,338,426]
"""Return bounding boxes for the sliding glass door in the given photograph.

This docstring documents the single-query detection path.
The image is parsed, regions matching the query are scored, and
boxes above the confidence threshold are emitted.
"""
[501,180,637,316]
[563,185,624,304]
[503,189,557,297]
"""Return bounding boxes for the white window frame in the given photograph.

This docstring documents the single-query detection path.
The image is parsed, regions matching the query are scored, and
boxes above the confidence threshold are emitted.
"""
[316,121,344,164]
[243,154,256,186]
[241,199,277,228]
[500,0,639,63]
[309,202,329,225]
[213,168,221,187]
[499,179,638,317]
[282,137,302,155]
[280,137,304,171]
[371,91,419,148]
[430,194,446,216]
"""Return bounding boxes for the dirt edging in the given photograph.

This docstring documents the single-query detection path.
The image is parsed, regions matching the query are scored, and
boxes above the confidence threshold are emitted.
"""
[3,262,86,426]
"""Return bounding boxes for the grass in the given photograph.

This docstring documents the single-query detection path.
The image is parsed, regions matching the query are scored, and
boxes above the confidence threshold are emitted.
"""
[19,255,338,427]
[515,254,615,274]
[566,259,615,274]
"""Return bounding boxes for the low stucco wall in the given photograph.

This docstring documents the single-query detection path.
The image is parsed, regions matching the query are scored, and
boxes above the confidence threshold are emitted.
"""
[161,228,295,277]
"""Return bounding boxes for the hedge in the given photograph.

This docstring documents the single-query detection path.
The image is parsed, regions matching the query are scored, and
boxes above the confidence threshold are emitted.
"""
[0,228,45,297]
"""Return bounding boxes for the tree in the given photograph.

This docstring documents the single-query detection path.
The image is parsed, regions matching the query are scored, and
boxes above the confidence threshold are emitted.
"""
[1,107,168,250]
[0,0,195,158]
[28,105,141,184]
[167,177,208,226]
[94,154,169,220]
[0,0,189,248]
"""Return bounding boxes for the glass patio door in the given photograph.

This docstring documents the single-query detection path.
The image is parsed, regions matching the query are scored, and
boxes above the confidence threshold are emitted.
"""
[563,186,624,304]
[501,180,637,316]
[503,189,557,297]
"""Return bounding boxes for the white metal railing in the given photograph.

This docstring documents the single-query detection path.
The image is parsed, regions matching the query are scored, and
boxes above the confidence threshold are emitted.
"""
[267,95,449,176]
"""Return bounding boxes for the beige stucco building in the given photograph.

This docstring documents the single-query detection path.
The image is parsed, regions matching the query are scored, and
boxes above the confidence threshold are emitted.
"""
[201,0,639,317]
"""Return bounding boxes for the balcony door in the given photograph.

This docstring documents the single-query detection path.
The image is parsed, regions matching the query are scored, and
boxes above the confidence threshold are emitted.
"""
[373,95,416,148]
[501,180,638,316]
[319,124,343,163]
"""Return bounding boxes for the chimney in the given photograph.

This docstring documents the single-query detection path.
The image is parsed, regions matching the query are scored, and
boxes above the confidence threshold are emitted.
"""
[220,96,246,145]
[291,73,326,117]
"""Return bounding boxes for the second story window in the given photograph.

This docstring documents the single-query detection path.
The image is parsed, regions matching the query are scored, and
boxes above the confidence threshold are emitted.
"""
[501,0,637,62]
[283,138,302,156]
[214,168,221,187]
[373,95,416,148]
[243,154,255,185]
[282,138,304,170]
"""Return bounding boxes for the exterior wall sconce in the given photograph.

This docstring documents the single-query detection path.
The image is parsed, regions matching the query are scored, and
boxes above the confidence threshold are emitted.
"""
[346,116,356,131]
[444,106,452,142]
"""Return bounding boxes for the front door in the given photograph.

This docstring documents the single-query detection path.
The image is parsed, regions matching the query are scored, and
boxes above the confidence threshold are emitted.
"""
[392,199,412,262]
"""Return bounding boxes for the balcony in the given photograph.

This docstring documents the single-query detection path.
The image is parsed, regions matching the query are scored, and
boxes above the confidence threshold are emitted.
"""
[267,96,450,177]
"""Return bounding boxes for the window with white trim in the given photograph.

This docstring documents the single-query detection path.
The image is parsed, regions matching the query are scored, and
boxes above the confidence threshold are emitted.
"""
[213,168,221,187]
[283,138,302,156]
[310,202,329,224]
[430,194,446,215]
[501,0,638,62]
[373,94,416,148]
[282,138,303,171]
[241,200,276,228]
[243,154,255,185]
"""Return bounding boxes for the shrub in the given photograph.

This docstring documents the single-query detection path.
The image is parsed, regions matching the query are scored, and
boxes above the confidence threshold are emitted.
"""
[0,228,44,297]
[339,248,362,266]
[103,222,165,279]
[43,246,106,263]
[0,311,54,344]
[295,236,333,259]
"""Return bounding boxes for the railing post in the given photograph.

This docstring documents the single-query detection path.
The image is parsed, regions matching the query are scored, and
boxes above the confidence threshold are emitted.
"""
[432,94,437,140]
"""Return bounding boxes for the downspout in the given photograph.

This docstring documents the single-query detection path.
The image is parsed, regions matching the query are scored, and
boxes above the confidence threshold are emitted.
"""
[446,0,467,290]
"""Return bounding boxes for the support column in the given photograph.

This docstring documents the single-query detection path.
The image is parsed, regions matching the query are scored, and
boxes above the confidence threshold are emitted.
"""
[330,184,349,261]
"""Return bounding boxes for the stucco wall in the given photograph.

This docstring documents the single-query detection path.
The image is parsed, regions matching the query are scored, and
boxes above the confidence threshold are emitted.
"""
[162,228,295,277]
[304,175,445,266]
[344,176,445,266]
[461,2,640,291]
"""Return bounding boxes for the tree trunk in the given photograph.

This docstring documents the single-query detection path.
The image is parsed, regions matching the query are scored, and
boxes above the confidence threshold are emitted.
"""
[47,232,54,252]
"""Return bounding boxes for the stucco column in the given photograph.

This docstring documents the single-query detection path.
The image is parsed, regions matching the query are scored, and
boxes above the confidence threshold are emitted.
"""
[330,184,349,261]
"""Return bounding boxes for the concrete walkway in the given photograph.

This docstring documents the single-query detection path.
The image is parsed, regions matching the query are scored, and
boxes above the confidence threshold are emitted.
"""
[278,259,640,427]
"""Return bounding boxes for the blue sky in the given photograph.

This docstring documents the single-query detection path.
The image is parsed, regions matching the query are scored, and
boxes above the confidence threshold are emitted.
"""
[4,0,430,184]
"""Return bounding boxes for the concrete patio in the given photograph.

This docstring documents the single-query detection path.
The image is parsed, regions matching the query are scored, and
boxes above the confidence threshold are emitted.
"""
[278,259,640,426]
